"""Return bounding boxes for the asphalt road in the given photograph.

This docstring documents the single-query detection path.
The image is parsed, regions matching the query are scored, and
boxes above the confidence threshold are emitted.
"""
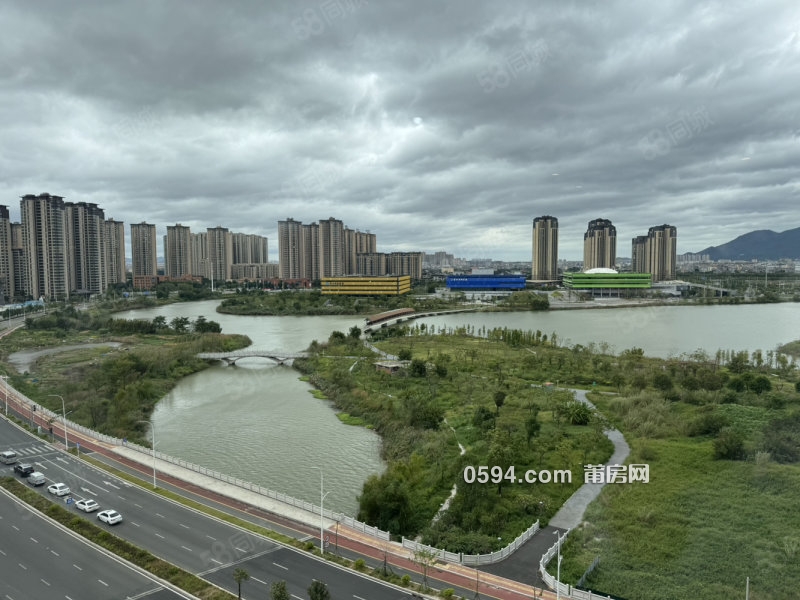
[1,418,428,599]
[0,488,192,600]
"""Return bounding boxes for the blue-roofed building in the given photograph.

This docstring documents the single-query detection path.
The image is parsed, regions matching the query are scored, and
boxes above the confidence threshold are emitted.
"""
[446,275,527,291]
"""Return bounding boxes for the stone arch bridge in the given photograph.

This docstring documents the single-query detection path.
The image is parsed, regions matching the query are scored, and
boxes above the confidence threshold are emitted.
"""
[197,349,308,365]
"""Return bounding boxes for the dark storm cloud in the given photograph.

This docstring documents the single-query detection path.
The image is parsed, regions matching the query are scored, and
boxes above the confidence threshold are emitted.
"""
[1,0,798,260]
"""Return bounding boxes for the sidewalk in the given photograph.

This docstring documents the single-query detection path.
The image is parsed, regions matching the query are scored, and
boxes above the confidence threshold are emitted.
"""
[111,444,328,529]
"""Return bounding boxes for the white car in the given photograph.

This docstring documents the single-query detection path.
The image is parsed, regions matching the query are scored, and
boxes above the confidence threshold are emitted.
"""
[75,498,100,513]
[97,509,122,525]
[47,483,70,496]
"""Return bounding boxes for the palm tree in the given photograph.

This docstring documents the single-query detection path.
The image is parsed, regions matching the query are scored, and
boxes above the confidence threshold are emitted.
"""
[271,580,290,600]
[233,568,249,599]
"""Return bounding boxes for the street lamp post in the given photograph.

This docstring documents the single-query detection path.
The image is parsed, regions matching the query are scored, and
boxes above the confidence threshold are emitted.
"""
[554,529,563,600]
[48,394,67,451]
[312,467,330,554]
[137,420,157,489]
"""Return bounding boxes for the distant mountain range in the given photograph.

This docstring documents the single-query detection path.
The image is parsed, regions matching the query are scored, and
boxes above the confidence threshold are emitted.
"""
[696,227,800,260]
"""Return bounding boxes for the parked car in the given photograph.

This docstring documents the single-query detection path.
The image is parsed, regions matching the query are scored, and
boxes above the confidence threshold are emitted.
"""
[97,509,122,525]
[47,483,71,496]
[13,463,34,477]
[75,498,100,513]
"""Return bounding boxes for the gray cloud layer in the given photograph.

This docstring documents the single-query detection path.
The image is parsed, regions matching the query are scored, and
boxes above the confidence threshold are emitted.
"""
[1,0,798,260]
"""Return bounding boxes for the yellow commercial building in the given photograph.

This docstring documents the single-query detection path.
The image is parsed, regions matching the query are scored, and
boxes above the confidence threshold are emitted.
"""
[321,276,412,296]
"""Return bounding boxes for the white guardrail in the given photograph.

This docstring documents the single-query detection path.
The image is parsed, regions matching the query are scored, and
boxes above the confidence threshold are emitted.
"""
[540,530,615,599]
[403,519,540,566]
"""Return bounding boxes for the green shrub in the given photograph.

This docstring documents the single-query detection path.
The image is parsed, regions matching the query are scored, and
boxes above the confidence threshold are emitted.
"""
[688,411,729,437]
[354,558,366,571]
[713,427,745,460]
[401,574,411,587]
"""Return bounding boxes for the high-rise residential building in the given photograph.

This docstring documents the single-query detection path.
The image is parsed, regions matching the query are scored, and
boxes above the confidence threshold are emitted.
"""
[104,219,126,286]
[130,222,158,280]
[647,224,677,282]
[0,206,14,302]
[344,228,377,275]
[357,252,388,276]
[318,217,344,278]
[583,218,617,270]
[20,193,68,300]
[532,216,559,280]
[388,252,424,279]
[190,232,208,279]
[278,218,303,280]
[231,233,268,264]
[302,222,320,281]
[207,226,232,281]
[64,202,107,295]
[11,223,24,300]
[164,224,192,278]
[631,235,649,273]
[630,225,677,281]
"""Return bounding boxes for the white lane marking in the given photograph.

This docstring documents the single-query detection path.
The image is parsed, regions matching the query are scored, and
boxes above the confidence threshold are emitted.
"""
[273,562,288,570]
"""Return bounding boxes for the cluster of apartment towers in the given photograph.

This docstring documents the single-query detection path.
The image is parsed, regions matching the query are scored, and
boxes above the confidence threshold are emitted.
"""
[0,193,277,301]
[277,217,424,283]
[0,194,425,302]
[531,217,678,282]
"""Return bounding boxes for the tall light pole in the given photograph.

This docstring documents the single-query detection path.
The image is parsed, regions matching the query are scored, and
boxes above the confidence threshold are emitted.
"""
[554,529,563,600]
[137,420,157,489]
[312,467,330,554]
[48,394,67,451]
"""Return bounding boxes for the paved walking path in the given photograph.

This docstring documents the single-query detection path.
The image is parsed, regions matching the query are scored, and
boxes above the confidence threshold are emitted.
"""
[479,389,630,590]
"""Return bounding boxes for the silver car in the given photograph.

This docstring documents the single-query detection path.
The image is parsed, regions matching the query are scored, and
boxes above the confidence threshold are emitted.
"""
[75,498,100,513]
[47,483,71,496]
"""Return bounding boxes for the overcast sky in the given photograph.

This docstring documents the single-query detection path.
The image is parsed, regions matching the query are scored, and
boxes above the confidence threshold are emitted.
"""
[1,1,798,261]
